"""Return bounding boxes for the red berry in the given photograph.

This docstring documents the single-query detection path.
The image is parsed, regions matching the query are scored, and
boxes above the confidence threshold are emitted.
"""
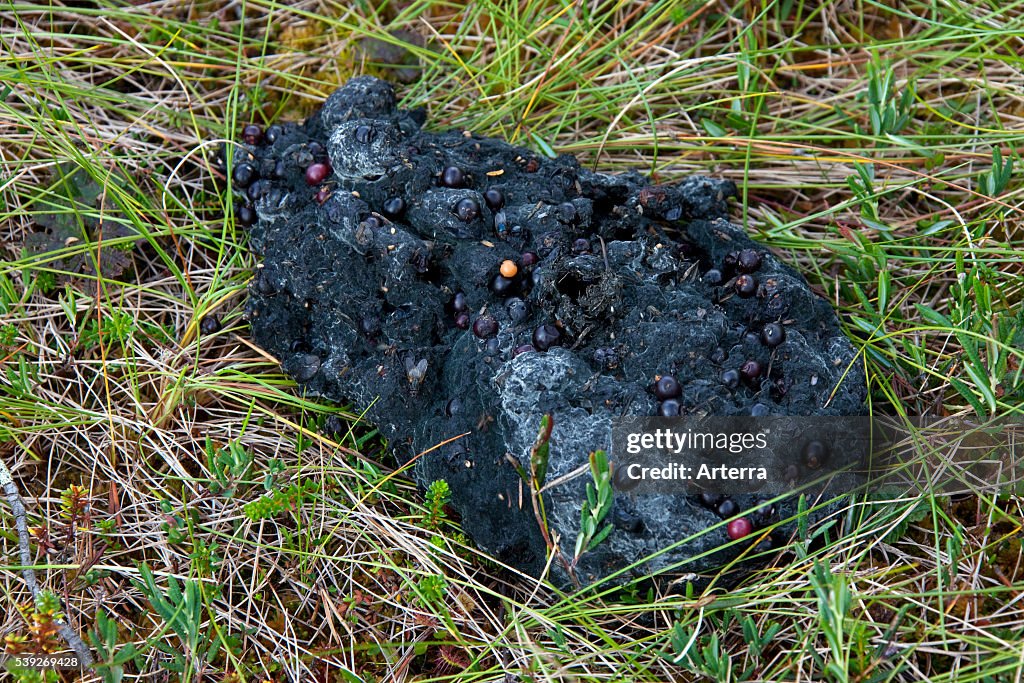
[727,518,753,539]
[305,162,331,186]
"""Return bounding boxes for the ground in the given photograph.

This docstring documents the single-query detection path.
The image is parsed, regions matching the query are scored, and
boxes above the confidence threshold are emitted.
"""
[0,1,1023,682]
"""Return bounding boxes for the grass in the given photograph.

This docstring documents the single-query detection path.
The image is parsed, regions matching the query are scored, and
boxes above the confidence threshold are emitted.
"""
[1,0,1024,680]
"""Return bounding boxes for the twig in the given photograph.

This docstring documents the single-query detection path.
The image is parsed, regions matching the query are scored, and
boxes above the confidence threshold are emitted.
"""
[0,458,94,668]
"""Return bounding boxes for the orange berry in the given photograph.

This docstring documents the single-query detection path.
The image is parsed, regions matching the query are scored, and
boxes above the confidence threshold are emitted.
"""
[500,260,518,278]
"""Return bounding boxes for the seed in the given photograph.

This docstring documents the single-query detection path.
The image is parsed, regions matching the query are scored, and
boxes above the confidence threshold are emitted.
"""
[734,274,758,298]
[750,403,769,416]
[232,161,257,188]
[484,188,504,209]
[512,344,535,357]
[452,292,468,313]
[454,312,470,329]
[491,274,516,296]
[740,359,762,382]
[761,323,786,348]
[455,198,480,221]
[383,196,406,217]
[803,440,829,469]
[532,324,561,351]
[737,248,762,273]
[242,124,262,145]
[721,369,740,389]
[264,124,282,144]
[658,399,681,417]
[305,162,331,186]
[500,260,518,278]
[717,498,738,518]
[472,315,498,338]
[727,517,753,540]
[654,375,681,400]
[236,204,256,226]
[704,268,724,286]
[441,166,465,188]
[520,251,538,267]
[525,158,540,172]
[354,125,373,144]
[200,316,221,335]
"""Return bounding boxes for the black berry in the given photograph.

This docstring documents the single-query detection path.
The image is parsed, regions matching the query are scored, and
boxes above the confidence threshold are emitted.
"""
[242,124,262,145]
[532,324,561,351]
[734,274,758,298]
[761,323,786,348]
[264,124,282,144]
[717,498,738,518]
[200,316,221,335]
[455,198,479,221]
[452,292,468,312]
[383,197,406,217]
[740,359,763,382]
[658,399,681,417]
[354,125,373,144]
[232,161,257,188]
[236,204,256,227]
[483,188,504,209]
[572,238,591,254]
[491,274,516,296]
[441,166,465,188]
[737,249,762,273]
[520,251,538,267]
[721,369,740,389]
[704,268,724,286]
[750,403,769,416]
[364,215,383,229]
[454,312,470,329]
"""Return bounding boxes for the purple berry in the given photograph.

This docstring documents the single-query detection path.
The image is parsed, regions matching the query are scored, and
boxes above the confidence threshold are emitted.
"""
[727,518,753,539]
[472,315,498,338]
[305,162,331,186]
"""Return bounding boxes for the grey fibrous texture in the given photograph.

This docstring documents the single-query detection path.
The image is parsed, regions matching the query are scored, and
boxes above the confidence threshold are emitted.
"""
[235,77,867,587]
[1,459,94,666]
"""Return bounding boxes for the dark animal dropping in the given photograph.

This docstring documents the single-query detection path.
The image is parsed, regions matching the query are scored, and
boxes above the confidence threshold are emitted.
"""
[233,77,866,587]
